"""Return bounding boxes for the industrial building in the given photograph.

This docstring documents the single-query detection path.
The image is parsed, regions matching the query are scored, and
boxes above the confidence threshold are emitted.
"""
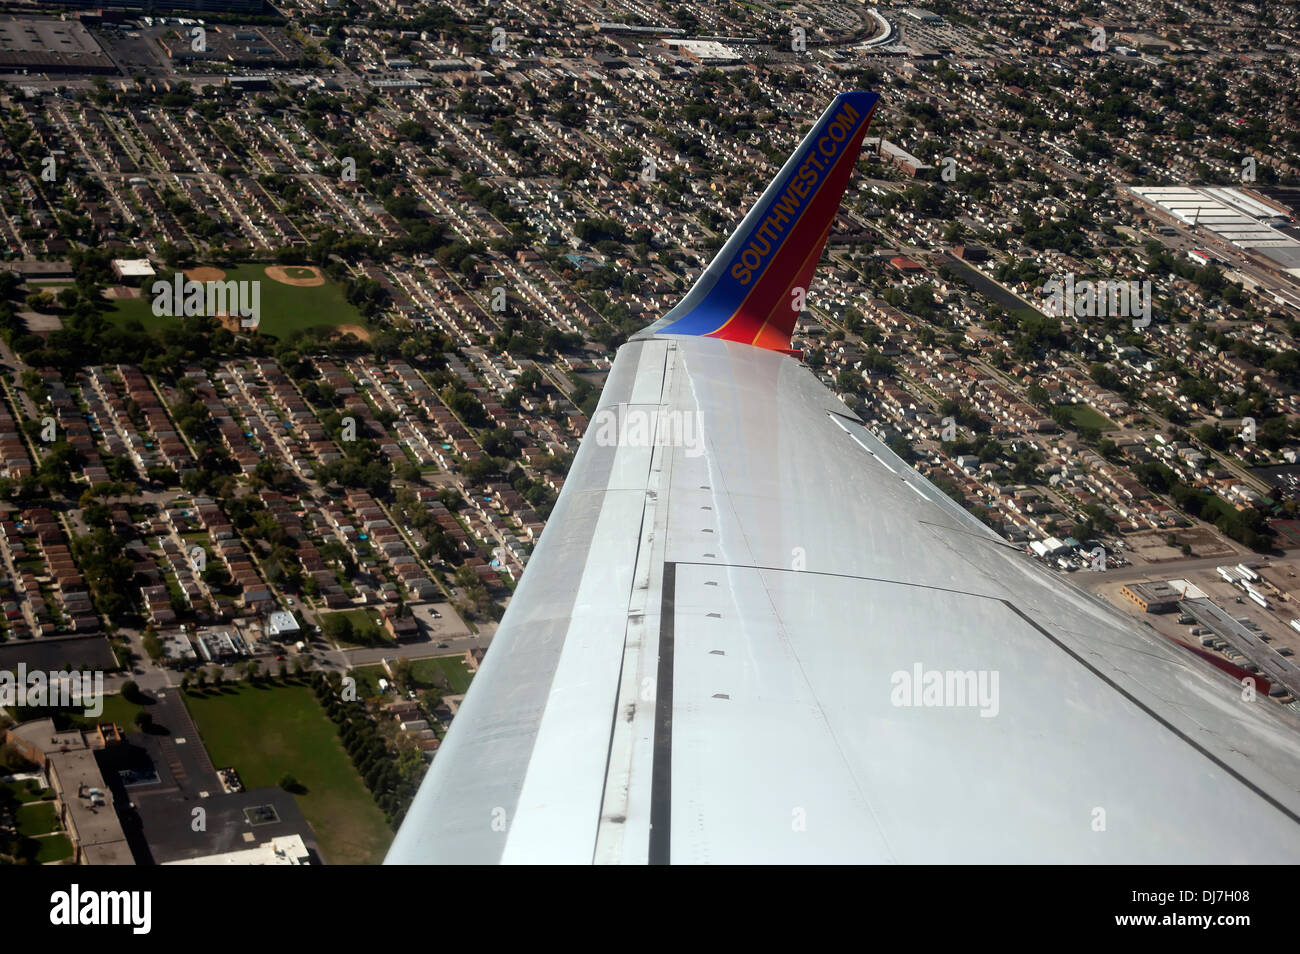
[0,17,117,75]
[665,39,742,65]
[1119,580,1181,613]
[1127,185,1300,279]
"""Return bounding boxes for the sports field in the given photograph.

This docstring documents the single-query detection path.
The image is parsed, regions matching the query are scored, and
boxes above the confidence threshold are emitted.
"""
[108,264,371,340]
[183,683,391,864]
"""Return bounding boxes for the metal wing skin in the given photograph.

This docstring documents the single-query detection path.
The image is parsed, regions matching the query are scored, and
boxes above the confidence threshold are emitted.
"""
[386,93,1300,864]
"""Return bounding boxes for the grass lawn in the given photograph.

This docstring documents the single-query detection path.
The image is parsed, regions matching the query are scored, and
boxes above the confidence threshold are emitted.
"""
[332,608,395,647]
[96,692,155,729]
[1058,404,1115,431]
[183,683,391,864]
[1,778,45,803]
[15,800,60,836]
[420,656,474,694]
[33,833,74,863]
[351,655,474,698]
[349,664,387,699]
[9,691,155,736]
[107,264,368,339]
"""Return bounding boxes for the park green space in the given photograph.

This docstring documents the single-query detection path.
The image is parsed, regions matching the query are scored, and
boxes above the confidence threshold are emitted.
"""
[1057,403,1115,431]
[107,264,368,338]
[183,683,391,864]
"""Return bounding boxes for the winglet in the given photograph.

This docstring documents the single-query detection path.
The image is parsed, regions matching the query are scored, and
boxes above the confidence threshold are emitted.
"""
[642,91,879,351]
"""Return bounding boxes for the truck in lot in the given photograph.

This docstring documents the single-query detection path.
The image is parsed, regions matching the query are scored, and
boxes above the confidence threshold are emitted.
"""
[1289,619,1300,635]
[1248,590,1270,609]
[1237,564,1261,583]
[1217,566,1237,583]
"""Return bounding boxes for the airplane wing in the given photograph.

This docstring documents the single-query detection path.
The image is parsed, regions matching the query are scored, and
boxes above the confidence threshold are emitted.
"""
[386,92,1300,864]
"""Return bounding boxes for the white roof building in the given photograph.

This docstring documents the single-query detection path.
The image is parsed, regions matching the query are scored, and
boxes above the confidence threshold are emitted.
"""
[266,611,301,637]
[111,258,156,280]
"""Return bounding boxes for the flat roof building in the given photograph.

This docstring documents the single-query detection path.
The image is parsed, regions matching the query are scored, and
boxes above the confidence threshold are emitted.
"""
[265,610,300,638]
[2,718,134,864]
[111,259,156,283]
[1120,580,1181,613]
[163,833,311,865]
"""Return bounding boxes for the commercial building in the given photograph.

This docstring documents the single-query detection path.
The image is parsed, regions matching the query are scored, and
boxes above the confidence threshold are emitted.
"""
[2,719,134,864]
[0,17,117,75]
[163,833,312,865]
[1119,580,1181,613]
[111,258,156,284]
[264,610,300,639]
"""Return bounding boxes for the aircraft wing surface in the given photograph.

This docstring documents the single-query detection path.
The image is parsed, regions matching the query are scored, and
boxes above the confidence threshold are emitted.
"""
[386,92,1300,864]
[387,334,1300,863]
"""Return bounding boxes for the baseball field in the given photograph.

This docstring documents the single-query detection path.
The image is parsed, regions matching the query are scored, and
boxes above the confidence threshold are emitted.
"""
[107,264,372,340]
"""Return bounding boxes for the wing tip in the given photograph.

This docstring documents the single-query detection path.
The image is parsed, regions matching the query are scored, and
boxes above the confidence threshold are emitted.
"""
[642,90,880,351]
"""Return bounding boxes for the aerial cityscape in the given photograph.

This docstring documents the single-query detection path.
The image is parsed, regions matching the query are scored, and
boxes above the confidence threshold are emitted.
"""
[2,0,1300,872]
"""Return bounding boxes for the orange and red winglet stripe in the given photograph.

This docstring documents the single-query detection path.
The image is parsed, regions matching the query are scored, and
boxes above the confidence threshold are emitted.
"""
[653,92,880,353]
[707,117,874,348]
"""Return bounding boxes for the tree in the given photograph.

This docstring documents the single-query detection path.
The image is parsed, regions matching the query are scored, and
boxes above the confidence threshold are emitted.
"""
[121,680,144,704]
[321,613,353,644]
[278,773,304,794]
[393,657,414,691]
[142,633,163,661]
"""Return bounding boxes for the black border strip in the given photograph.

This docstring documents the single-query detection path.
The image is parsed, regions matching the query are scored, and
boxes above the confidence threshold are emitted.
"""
[649,561,677,864]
